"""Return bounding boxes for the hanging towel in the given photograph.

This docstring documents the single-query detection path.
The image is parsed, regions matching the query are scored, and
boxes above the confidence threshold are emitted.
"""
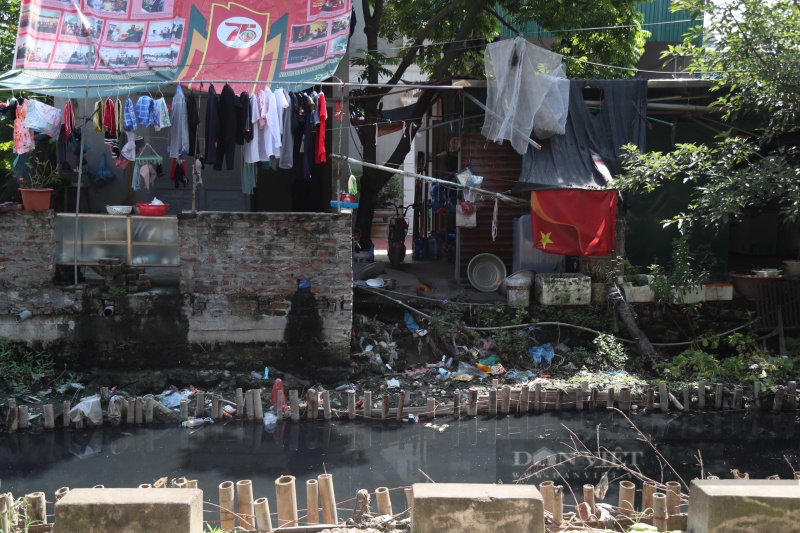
[93,100,104,133]
[168,86,189,157]
[123,97,138,131]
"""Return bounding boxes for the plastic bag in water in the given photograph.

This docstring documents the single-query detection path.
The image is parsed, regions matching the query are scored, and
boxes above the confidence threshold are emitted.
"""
[529,344,555,365]
[263,412,278,431]
[68,394,103,425]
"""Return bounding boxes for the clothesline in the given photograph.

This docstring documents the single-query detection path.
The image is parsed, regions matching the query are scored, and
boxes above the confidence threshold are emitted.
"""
[330,153,528,206]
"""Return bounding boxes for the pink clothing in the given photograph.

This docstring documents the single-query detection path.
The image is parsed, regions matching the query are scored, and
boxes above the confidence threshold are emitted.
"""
[13,101,35,154]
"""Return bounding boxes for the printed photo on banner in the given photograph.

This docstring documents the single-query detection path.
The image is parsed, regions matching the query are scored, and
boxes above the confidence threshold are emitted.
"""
[51,42,96,68]
[308,0,346,19]
[330,14,349,35]
[98,46,141,67]
[106,22,145,43]
[146,20,176,43]
[290,21,327,44]
[329,35,347,56]
[171,19,184,41]
[85,0,130,17]
[16,35,56,66]
[41,0,81,7]
[286,42,326,66]
[30,9,62,35]
[61,15,103,40]
[142,45,175,65]
[130,0,175,18]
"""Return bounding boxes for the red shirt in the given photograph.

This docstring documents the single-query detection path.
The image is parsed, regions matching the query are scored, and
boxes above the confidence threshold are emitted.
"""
[315,93,327,164]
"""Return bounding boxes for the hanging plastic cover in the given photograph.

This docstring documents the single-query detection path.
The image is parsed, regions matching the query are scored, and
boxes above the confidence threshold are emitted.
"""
[482,37,570,155]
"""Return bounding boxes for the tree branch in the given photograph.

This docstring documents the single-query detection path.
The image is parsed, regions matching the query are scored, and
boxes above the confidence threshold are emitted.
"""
[384,0,464,89]
[482,5,521,35]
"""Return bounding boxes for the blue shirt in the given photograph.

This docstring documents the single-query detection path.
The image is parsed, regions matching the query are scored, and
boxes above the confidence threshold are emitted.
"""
[123,98,137,131]
[135,95,155,127]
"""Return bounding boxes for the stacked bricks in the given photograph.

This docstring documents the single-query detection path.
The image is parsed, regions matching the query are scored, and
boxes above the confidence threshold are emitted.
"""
[0,210,55,288]
[98,258,152,293]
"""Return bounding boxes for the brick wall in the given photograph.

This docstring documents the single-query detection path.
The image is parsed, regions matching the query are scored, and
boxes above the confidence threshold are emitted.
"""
[178,212,353,363]
[0,210,55,288]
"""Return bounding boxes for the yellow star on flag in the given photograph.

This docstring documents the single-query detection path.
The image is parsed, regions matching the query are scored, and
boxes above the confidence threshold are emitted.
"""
[539,231,553,249]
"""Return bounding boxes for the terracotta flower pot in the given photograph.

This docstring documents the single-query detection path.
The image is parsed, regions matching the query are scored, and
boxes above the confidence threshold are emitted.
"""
[19,188,53,211]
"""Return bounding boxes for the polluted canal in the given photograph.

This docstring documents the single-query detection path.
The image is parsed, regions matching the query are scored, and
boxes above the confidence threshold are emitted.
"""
[2,410,798,513]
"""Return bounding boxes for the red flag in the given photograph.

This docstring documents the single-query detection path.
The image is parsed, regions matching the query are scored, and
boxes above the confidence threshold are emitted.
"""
[530,190,617,256]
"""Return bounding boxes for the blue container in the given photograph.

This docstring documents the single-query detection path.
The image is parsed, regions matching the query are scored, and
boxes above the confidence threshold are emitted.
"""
[297,278,312,293]
[413,237,428,260]
[427,236,441,261]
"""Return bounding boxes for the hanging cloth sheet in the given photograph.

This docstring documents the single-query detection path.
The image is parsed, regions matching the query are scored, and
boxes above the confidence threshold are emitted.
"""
[482,36,569,155]
[13,100,35,154]
[23,99,63,139]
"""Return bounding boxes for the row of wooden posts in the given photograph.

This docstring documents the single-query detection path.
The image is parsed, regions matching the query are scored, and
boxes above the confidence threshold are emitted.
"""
[4,379,799,433]
[540,479,687,532]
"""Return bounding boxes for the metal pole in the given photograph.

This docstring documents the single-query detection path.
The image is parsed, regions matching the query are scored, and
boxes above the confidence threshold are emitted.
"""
[73,41,93,286]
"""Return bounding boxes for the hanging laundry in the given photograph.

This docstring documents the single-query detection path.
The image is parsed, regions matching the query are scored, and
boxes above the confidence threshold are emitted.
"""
[241,149,256,195]
[23,99,63,139]
[13,100,35,154]
[204,84,219,166]
[153,97,171,131]
[213,83,240,171]
[103,97,116,133]
[138,163,157,192]
[115,98,123,134]
[123,97,137,131]
[186,89,200,156]
[272,88,291,167]
[236,91,251,145]
[265,88,281,158]
[315,92,327,164]
[171,158,188,188]
[93,99,104,133]
[63,100,75,138]
[192,156,204,187]
[244,92,262,164]
[121,132,136,161]
[169,85,189,158]
[277,89,295,169]
[135,95,156,128]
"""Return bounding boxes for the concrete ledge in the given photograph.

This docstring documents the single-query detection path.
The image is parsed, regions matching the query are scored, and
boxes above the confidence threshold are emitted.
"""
[53,488,203,533]
[688,479,800,533]
[412,483,543,533]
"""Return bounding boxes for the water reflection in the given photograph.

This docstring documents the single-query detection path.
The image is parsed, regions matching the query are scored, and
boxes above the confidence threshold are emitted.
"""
[1,412,797,512]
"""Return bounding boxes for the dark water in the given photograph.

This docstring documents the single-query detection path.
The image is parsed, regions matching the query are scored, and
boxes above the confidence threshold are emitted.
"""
[1,411,798,513]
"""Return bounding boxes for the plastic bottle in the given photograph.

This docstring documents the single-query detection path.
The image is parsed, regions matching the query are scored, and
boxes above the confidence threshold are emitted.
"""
[181,417,210,428]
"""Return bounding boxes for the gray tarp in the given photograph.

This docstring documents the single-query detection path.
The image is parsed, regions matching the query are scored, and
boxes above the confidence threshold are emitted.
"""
[514,79,648,192]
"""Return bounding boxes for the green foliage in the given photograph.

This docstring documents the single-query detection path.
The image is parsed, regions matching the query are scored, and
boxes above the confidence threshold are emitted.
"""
[491,307,538,363]
[0,0,20,72]
[0,337,56,396]
[648,236,713,304]
[353,170,403,207]
[18,154,64,190]
[619,0,800,232]
[647,263,671,306]
[593,333,628,369]
[106,286,128,300]
[584,261,613,284]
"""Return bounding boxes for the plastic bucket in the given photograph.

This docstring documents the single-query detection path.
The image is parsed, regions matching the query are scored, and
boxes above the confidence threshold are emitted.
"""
[506,276,532,308]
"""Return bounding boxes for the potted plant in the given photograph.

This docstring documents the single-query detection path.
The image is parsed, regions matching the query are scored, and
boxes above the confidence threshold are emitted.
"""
[17,155,63,211]
[613,257,655,303]
[584,261,612,305]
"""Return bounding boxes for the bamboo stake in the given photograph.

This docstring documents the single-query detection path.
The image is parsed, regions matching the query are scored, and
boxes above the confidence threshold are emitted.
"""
[540,481,554,514]
[583,484,595,515]
[492,378,499,389]
[554,389,562,412]
[619,387,631,413]
[134,397,143,425]
[0,492,9,533]
[236,480,254,530]
[126,398,135,425]
[646,388,654,411]
[218,481,235,531]
[405,487,413,513]
[774,386,785,411]
[306,389,317,421]
[210,395,220,420]
[144,396,154,424]
[186,480,198,489]
[24,492,46,525]
[489,389,497,417]
[453,391,460,418]
[683,386,690,412]
[788,381,797,411]
[666,481,681,515]
[290,390,300,421]
[426,398,435,419]
[607,387,615,409]
[382,394,390,420]
[535,383,543,413]
[397,393,405,421]
[499,386,509,414]
[195,391,205,418]
[669,392,684,411]
[590,387,598,410]
[55,487,69,501]
[138,484,152,489]
[619,481,635,517]
[254,497,273,532]
[468,389,477,417]
[652,493,668,531]
[17,405,28,430]
[323,391,332,421]
[733,387,743,410]
[754,381,761,409]
[318,473,337,525]
[275,476,298,528]
[404,391,411,406]
[642,481,656,513]
[552,486,563,526]
[658,384,668,412]
[5,401,16,433]
[180,400,188,421]
[43,404,54,429]
[74,409,84,430]
[364,391,372,419]
[376,487,392,516]
[348,390,356,420]
[253,389,264,420]
[715,383,724,410]
[575,387,584,411]
[244,390,254,421]
[698,380,707,409]
[236,388,244,419]
[520,385,529,413]
[306,479,319,524]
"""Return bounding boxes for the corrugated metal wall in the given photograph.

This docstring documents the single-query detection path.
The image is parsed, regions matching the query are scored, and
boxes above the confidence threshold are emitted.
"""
[457,134,527,285]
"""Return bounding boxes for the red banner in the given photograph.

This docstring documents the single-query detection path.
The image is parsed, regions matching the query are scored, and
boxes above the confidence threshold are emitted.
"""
[530,190,617,257]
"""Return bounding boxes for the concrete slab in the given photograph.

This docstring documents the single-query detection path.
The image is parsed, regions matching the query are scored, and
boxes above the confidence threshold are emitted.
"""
[411,483,543,533]
[688,479,800,533]
[53,488,203,533]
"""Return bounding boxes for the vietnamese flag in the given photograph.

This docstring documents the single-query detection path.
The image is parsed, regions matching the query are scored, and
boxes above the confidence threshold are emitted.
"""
[530,190,617,256]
